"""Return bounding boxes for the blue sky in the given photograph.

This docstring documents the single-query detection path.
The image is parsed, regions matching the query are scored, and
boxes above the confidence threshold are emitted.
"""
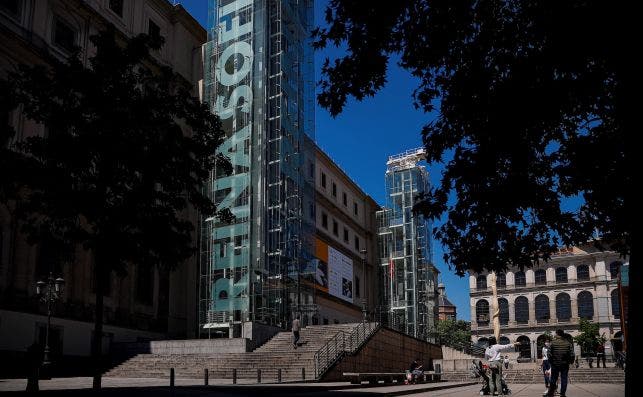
[180,1,472,320]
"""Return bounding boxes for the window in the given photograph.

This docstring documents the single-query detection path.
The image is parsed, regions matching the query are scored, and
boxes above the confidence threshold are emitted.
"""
[309,162,314,178]
[136,264,154,304]
[535,294,550,322]
[332,220,338,236]
[354,202,358,216]
[535,269,547,285]
[476,275,487,290]
[498,298,509,325]
[309,203,315,219]
[108,0,123,17]
[514,271,526,287]
[355,276,360,298]
[148,19,160,39]
[53,18,76,52]
[343,227,349,243]
[332,182,337,197]
[611,289,620,319]
[497,272,506,288]
[609,261,622,279]
[0,0,21,17]
[556,293,571,321]
[354,236,359,250]
[343,192,347,206]
[515,296,529,324]
[577,265,590,281]
[321,172,326,188]
[321,212,328,229]
[578,291,594,319]
[476,300,490,325]
[555,267,568,284]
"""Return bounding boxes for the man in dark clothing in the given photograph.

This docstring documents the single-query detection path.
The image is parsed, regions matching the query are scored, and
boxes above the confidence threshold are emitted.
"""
[544,329,575,397]
[596,343,606,368]
[292,316,301,348]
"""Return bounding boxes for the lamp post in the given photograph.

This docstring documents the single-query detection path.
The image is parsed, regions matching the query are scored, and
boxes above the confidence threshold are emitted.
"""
[36,272,65,376]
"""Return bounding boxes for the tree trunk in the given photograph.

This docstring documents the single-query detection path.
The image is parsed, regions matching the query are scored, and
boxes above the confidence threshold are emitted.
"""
[92,256,105,390]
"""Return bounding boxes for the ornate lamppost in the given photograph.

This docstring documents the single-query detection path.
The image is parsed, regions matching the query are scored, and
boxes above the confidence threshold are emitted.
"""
[36,272,65,376]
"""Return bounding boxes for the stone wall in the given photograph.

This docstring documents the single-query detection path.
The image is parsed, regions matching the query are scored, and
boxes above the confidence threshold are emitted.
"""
[112,338,252,356]
[322,327,442,381]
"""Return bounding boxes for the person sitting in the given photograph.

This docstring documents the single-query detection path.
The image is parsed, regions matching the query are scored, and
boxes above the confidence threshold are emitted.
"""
[408,358,424,383]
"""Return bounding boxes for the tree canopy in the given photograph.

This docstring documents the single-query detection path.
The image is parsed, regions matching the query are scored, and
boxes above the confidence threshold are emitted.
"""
[313,0,630,275]
[1,29,230,388]
[436,319,472,348]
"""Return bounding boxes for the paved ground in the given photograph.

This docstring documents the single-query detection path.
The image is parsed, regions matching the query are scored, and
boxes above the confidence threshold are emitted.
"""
[0,378,625,396]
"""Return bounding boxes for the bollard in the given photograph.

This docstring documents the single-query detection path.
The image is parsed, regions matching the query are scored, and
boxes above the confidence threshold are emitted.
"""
[170,367,175,387]
[204,368,209,386]
[257,368,262,383]
[232,368,237,384]
[302,367,306,380]
[277,368,282,383]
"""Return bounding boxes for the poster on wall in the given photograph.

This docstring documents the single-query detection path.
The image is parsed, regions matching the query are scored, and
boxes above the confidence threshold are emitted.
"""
[328,246,353,303]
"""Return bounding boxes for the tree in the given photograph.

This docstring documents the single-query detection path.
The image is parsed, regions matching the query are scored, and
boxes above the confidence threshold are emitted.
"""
[313,0,633,393]
[436,319,471,348]
[574,319,607,357]
[0,30,231,389]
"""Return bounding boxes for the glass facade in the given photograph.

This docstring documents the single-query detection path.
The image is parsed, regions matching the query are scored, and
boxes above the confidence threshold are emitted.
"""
[200,0,315,335]
[376,148,438,341]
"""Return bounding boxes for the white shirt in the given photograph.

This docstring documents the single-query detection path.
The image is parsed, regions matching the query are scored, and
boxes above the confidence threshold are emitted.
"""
[292,319,301,332]
[542,346,549,360]
[485,344,515,362]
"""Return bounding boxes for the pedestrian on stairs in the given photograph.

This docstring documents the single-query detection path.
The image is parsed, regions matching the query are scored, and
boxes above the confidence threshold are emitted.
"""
[543,329,574,397]
[292,315,301,349]
[596,343,606,368]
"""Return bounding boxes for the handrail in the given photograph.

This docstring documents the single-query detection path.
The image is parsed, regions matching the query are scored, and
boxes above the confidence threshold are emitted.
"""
[313,322,380,379]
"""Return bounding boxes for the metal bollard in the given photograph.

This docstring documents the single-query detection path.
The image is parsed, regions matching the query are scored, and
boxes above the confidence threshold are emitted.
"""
[232,368,237,384]
[257,368,262,383]
[278,368,282,383]
[302,367,306,380]
[204,368,209,386]
[170,367,175,387]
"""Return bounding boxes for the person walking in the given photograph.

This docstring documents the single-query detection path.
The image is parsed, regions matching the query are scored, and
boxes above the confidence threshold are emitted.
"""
[292,315,301,349]
[541,340,551,391]
[544,330,575,397]
[503,355,509,370]
[596,343,606,368]
[485,337,520,396]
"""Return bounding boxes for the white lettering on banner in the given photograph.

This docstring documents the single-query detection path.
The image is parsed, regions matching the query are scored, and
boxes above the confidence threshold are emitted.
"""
[211,0,255,312]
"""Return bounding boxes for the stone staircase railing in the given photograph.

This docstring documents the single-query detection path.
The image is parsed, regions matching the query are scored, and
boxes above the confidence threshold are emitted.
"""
[313,322,379,379]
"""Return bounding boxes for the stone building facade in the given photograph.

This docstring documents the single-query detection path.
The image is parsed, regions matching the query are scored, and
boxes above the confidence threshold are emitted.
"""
[469,245,625,361]
[437,283,457,321]
[0,0,206,370]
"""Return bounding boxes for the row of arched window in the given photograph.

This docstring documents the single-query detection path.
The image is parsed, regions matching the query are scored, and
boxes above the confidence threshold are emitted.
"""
[475,290,620,325]
[476,262,622,290]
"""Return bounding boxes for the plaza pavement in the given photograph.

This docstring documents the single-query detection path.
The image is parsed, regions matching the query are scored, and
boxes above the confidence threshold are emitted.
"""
[0,377,624,396]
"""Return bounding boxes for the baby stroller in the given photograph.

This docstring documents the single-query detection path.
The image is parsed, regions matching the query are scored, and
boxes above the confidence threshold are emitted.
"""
[472,363,511,395]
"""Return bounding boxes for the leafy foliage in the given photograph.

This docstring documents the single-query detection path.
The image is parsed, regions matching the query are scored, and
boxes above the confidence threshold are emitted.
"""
[313,0,630,275]
[436,319,472,348]
[573,319,607,356]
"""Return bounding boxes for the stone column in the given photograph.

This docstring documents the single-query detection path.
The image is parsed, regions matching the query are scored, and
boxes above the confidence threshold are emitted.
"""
[549,296,557,323]
[508,298,516,326]
[571,297,579,320]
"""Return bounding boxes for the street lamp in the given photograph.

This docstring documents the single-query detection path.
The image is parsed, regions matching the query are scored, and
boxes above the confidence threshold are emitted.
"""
[35,272,65,376]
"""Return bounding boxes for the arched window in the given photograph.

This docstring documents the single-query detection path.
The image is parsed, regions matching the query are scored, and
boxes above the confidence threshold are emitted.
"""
[477,275,487,290]
[556,293,571,321]
[535,294,550,322]
[609,262,622,279]
[515,271,526,287]
[578,291,594,319]
[535,269,547,285]
[497,273,506,288]
[498,298,509,325]
[477,337,489,348]
[517,335,531,359]
[499,336,511,345]
[556,267,568,284]
[515,296,529,324]
[577,265,590,281]
[611,289,620,319]
[476,299,490,325]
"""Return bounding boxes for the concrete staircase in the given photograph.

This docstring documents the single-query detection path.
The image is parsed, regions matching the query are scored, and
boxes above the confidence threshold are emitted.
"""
[441,367,625,384]
[105,323,361,382]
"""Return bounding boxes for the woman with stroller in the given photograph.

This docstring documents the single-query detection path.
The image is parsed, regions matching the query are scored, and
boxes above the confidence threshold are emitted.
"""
[485,337,520,396]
